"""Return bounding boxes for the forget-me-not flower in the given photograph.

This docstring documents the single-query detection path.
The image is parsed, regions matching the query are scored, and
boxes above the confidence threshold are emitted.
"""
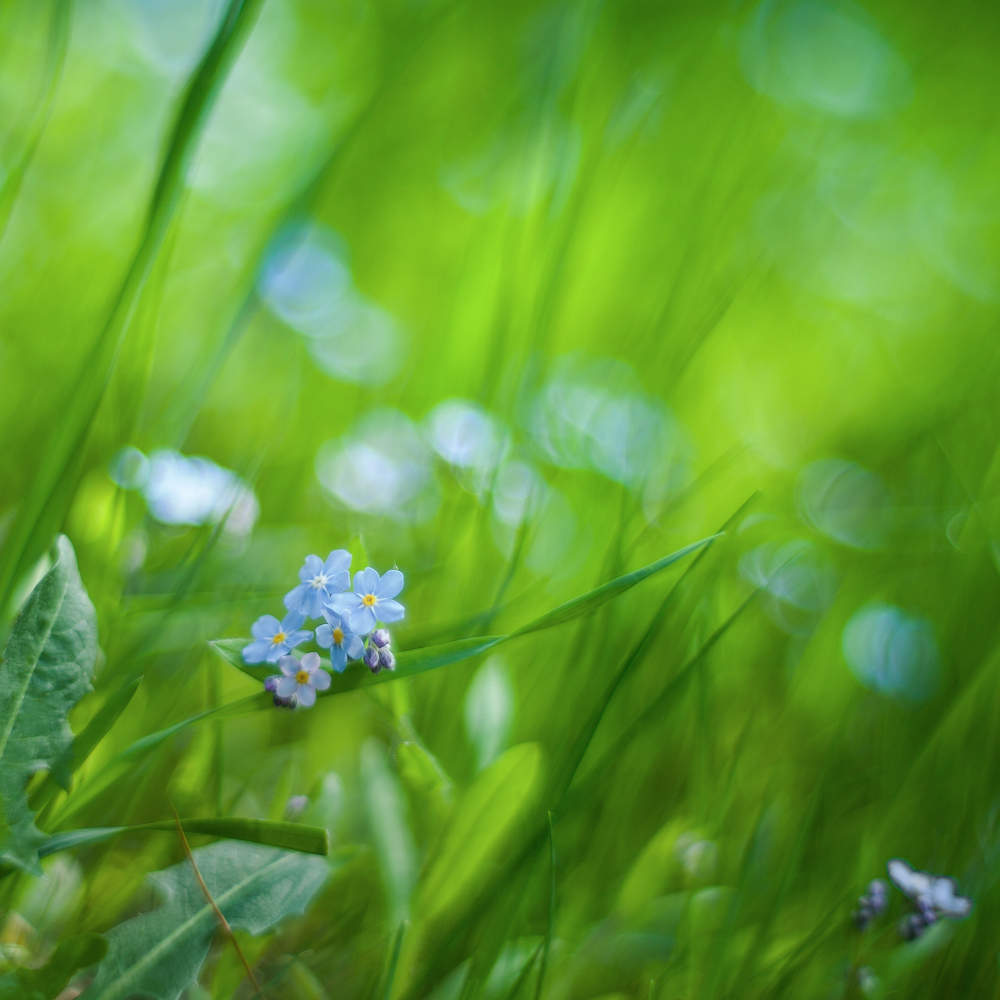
[315,608,364,673]
[284,550,352,618]
[274,652,331,708]
[328,567,405,635]
[244,612,313,664]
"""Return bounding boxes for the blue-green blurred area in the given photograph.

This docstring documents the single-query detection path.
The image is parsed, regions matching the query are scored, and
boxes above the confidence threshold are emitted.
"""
[3,0,1000,996]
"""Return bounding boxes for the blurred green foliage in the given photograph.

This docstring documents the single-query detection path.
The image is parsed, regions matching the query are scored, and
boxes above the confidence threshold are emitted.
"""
[2,0,1000,996]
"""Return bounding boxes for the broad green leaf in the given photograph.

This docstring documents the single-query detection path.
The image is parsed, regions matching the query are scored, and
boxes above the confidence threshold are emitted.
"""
[0,535,97,872]
[0,933,107,1000]
[40,817,330,858]
[210,535,720,695]
[82,841,329,1000]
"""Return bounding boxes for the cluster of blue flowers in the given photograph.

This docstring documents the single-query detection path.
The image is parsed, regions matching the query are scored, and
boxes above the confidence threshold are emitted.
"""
[243,549,404,709]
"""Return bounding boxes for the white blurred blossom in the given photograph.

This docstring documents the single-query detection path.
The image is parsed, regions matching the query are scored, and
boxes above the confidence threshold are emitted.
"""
[315,410,438,522]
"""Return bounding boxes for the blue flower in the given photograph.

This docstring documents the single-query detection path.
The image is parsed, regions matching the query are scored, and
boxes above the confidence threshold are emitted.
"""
[328,567,404,635]
[315,608,364,673]
[274,652,331,708]
[243,612,313,663]
[284,550,351,618]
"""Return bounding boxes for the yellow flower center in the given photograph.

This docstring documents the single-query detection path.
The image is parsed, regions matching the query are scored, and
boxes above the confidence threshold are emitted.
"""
[272,632,286,644]
[332,628,344,644]
[296,669,310,684]
[362,594,376,607]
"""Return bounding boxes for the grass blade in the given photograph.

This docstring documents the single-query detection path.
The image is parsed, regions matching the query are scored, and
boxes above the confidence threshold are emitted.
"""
[40,817,330,858]
[0,0,266,616]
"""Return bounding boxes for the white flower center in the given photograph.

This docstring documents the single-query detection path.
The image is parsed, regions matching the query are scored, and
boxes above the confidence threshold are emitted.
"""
[310,574,328,589]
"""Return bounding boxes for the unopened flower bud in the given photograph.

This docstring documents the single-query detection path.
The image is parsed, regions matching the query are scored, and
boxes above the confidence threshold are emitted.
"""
[264,676,279,693]
[285,794,310,820]
[364,645,381,672]
[378,646,396,671]
[371,628,391,648]
[867,879,888,915]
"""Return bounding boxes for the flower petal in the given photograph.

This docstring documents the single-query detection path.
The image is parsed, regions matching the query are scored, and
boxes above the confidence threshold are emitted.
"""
[310,668,331,690]
[252,615,281,640]
[283,583,313,614]
[297,684,317,708]
[349,605,377,635]
[276,675,298,697]
[327,569,351,594]
[324,549,352,575]
[285,628,314,648]
[242,639,272,664]
[299,554,323,583]
[300,651,321,671]
[329,645,348,672]
[354,567,379,595]
[327,592,362,614]
[345,634,364,659]
[265,643,287,663]
[278,655,300,676]
[320,608,343,629]
[281,610,307,631]
[376,599,405,623]
[315,624,333,648]
[374,569,404,599]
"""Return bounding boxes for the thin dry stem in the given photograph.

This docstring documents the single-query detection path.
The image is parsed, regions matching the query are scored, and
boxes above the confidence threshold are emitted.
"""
[171,806,262,995]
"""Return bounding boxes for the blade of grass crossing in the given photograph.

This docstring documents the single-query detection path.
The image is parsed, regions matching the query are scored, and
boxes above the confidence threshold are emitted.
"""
[0,0,266,616]
[40,816,330,857]
[0,0,72,245]
[383,922,407,1000]
[533,813,556,1000]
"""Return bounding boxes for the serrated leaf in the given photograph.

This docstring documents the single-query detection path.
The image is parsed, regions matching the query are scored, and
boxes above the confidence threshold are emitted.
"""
[81,841,328,1000]
[40,817,329,857]
[0,535,97,872]
[210,535,720,695]
[0,933,107,1000]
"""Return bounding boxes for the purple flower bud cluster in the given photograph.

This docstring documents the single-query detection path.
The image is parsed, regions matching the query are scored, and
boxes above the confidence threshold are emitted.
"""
[264,674,296,708]
[898,899,937,941]
[852,879,888,932]
[363,628,396,673]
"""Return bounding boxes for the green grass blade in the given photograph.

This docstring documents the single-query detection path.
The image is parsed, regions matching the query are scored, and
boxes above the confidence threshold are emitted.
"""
[210,535,720,694]
[49,695,264,826]
[0,0,265,616]
[383,921,407,1000]
[40,817,330,858]
[506,534,722,639]
[29,675,143,811]
[0,0,72,246]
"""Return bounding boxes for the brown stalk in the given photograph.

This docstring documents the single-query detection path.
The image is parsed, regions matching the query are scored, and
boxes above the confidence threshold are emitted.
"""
[171,806,262,995]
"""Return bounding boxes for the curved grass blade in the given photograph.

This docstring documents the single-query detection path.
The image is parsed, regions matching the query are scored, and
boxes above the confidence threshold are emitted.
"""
[40,817,330,858]
[0,0,73,246]
[507,534,722,640]
[29,675,143,812]
[49,694,265,827]
[383,922,407,1000]
[0,0,266,617]
[211,534,721,694]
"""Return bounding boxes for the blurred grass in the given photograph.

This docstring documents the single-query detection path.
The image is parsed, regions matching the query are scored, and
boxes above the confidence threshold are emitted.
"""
[3,0,1000,997]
